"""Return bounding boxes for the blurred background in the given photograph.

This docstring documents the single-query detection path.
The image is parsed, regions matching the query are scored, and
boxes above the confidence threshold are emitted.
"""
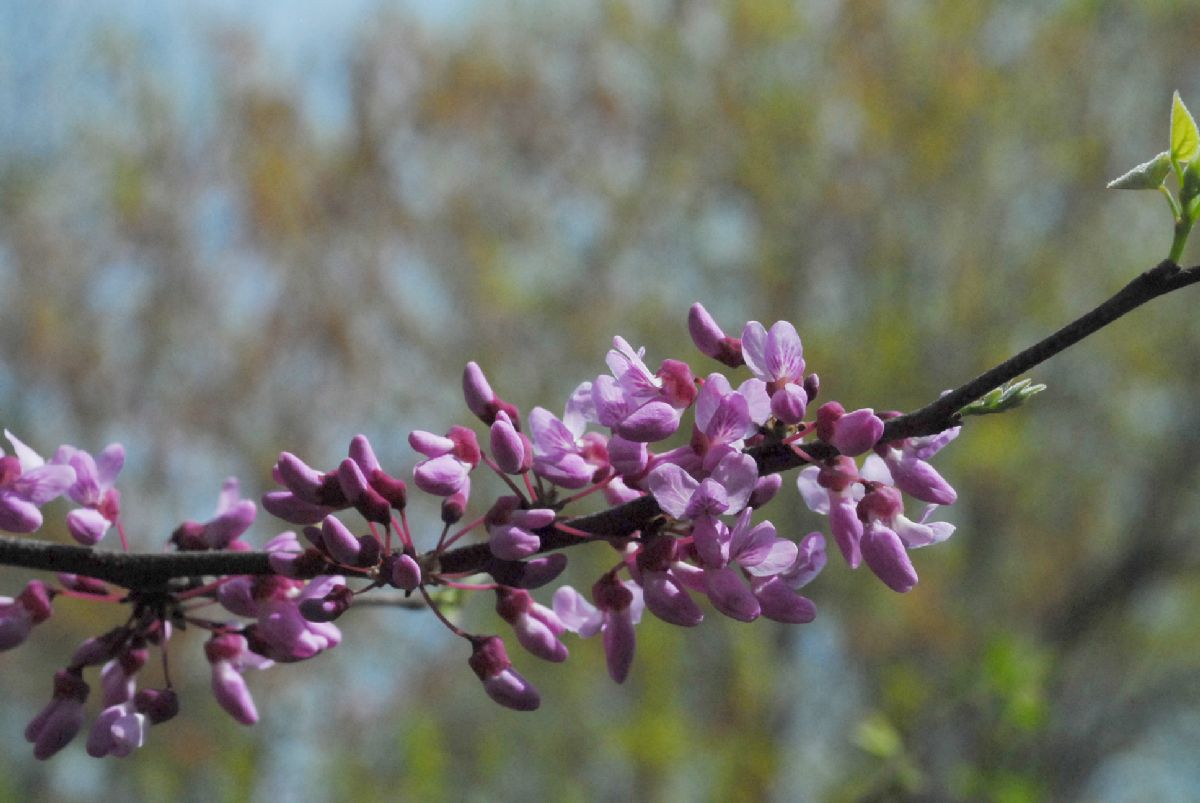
[2,1,1199,800]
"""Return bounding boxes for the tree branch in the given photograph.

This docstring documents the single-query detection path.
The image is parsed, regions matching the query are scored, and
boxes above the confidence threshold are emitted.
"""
[4,260,1198,588]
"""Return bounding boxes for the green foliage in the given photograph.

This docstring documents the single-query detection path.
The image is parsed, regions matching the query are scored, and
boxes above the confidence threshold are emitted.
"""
[1105,151,1171,190]
[958,378,1046,418]
[1109,90,1200,261]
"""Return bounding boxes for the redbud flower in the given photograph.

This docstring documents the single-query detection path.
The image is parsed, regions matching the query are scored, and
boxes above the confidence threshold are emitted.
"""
[387,552,422,591]
[86,702,145,758]
[410,426,480,496]
[740,321,808,424]
[876,428,960,505]
[0,580,53,651]
[495,587,568,662]
[592,337,694,442]
[205,633,268,725]
[463,362,521,426]
[171,478,257,551]
[797,456,866,568]
[26,669,88,760]
[468,636,541,711]
[0,430,75,534]
[815,402,885,456]
[688,302,744,368]
[486,496,555,561]
[528,402,603,489]
[490,411,533,475]
[554,576,645,684]
[52,442,124,545]
[701,509,798,622]
[633,538,704,628]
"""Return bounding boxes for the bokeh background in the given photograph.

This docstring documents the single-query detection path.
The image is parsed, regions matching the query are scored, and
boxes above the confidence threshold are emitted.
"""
[2,1,1200,800]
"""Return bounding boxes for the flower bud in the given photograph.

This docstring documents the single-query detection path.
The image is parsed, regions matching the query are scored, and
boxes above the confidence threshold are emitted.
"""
[468,636,540,711]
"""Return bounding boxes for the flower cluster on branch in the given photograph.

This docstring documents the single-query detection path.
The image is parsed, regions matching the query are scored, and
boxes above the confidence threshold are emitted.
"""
[4,235,1200,760]
[0,302,968,759]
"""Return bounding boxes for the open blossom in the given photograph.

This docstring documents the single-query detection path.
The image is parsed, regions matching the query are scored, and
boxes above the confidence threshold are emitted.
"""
[645,451,758,568]
[554,576,644,683]
[409,426,480,497]
[528,384,610,489]
[876,427,960,505]
[699,508,799,622]
[495,587,568,662]
[205,633,270,725]
[740,320,808,424]
[171,478,257,551]
[87,688,177,759]
[855,477,955,593]
[248,575,344,662]
[797,456,867,567]
[692,373,769,470]
[0,430,75,534]
[554,576,643,681]
[51,443,124,545]
[592,337,696,442]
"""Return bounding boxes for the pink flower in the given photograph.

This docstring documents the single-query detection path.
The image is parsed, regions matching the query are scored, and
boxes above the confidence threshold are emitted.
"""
[700,509,798,622]
[495,587,568,662]
[815,402,885,457]
[486,496,556,561]
[0,580,53,651]
[205,633,271,725]
[51,442,124,546]
[26,669,88,760]
[0,430,75,534]
[740,320,808,424]
[688,302,744,368]
[171,478,257,551]
[468,636,541,711]
[592,337,696,442]
[410,426,480,497]
[553,576,645,684]
[797,456,866,568]
[462,362,521,426]
[528,386,610,489]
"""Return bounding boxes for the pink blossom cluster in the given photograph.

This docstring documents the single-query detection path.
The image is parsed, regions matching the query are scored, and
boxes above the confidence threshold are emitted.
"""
[0,302,959,757]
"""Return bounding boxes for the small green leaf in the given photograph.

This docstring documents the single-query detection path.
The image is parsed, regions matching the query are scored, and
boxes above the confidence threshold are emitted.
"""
[1106,151,1172,190]
[1171,91,1199,167]
[958,378,1046,418]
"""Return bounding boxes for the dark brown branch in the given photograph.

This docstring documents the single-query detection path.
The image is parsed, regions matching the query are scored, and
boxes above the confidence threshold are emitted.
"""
[3,260,1199,589]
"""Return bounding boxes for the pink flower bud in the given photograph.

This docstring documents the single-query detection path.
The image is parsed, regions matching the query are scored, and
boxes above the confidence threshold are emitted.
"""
[261,491,332,525]
[830,408,884,456]
[348,434,380,474]
[770,383,808,424]
[688,302,744,368]
[861,522,918,593]
[468,636,540,711]
[320,516,363,566]
[26,670,88,760]
[752,576,816,623]
[388,553,422,591]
